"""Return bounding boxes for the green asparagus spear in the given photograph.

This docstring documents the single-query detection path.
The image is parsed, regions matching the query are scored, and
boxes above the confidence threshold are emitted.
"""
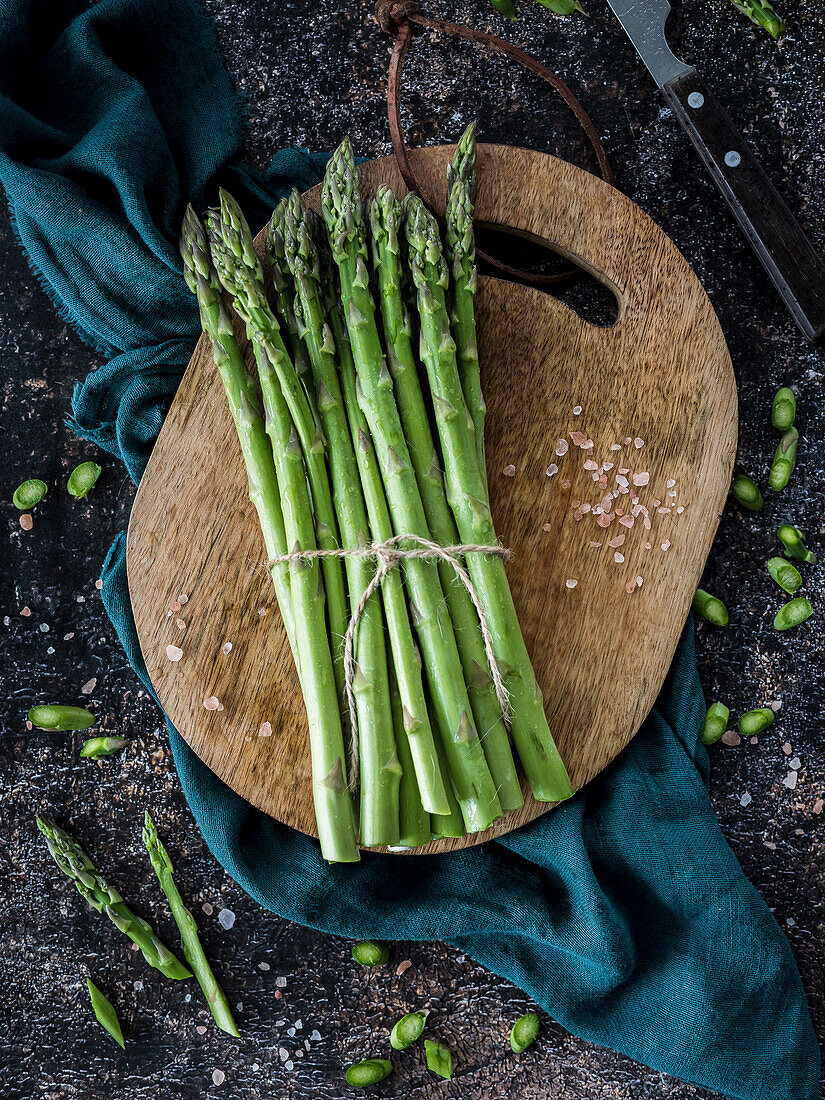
[207,192,349,701]
[180,206,295,649]
[771,386,795,429]
[768,428,798,491]
[322,139,502,833]
[281,191,400,847]
[731,0,784,39]
[86,978,125,1048]
[778,524,816,564]
[316,218,450,818]
[28,704,95,731]
[404,192,572,803]
[389,666,432,848]
[36,816,191,979]
[265,199,314,381]
[143,812,238,1036]
[370,185,522,812]
[253,339,359,863]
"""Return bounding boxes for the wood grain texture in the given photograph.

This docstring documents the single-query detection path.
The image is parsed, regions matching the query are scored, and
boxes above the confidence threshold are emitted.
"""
[126,145,737,854]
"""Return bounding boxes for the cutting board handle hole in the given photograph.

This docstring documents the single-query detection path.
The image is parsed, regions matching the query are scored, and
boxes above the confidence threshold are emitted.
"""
[476,222,620,328]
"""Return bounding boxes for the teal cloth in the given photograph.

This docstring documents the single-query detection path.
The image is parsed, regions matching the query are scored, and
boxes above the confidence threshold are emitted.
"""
[0,2,819,1097]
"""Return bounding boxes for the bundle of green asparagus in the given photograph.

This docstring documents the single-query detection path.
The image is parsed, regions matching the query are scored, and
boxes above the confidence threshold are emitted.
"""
[180,124,573,863]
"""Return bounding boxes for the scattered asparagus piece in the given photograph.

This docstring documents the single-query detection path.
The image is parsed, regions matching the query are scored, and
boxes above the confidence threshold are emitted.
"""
[282,189,400,847]
[67,461,101,499]
[28,704,96,731]
[730,475,763,511]
[180,206,296,649]
[778,524,816,564]
[424,1039,454,1079]
[701,703,730,746]
[692,589,729,626]
[510,1011,540,1053]
[771,386,796,430]
[370,184,522,813]
[405,191,573,803]
[535,0,584,16]
[322,138,502,833]
[86,978,125,1049]
[731,0,784,40]
[316,219,450,818]
[143,811,239,1036]
[351,940,390,966]
[774,597,813,632]
[768,428,798,491]
[13,478,48,510]
[767,557,802,595]
[208,191,349,702]
[80,737,127,759]
[345,1059,393,1087]
[36,817,191,979]
[738,708,774,735]
[390,1011,428,1050]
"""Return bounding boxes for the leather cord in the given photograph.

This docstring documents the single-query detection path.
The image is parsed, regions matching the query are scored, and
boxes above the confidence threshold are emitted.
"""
[375,0,614,286]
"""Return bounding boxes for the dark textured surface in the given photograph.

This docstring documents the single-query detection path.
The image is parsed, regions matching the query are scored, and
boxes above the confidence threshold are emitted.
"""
[1,1,824,1097]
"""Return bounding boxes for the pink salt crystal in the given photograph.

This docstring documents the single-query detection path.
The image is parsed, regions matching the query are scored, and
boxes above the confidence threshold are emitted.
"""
[588,541,602,548]
[259,721,273,737]
[782,743,792,755]
[634,438,644,448]
[602,462,614,471]
[555,439,569,456]
[721,731,741,747]
[813,799,824,815]
[95,579,103,590]
[614,552,625,563]
[26,720,33,730]
[179,594,189,605]
[583,460,598,471]
[216,701,224,712]
[610,443,622,451]
[615,475,629,488]
[582,440,594,451]
[397,959,413,975]
[661,540,671,551]
[598,474,608,487]
[20,606,31,617]
[203,696,220,711]
[222,642,233,655]
[274,990,282,1000]
[176,618,186,630]
[546,463,558,477]
[561,479,571,489]
[81,678,96,695]
[624,437,632,446]
[619,515,634,528]
[165,644,183,662]
[666,479,676,488]
[171,601,181,613]
[676,506,684,514]
[636,576,644,587]
[653,499,661,507]
[608,534,625,548]
[573,405,583,415]
[657,507,671,515]
[573,511,583,521]
[19,514,33,531]
[580,503,591,513]
[542,523,553,533]
[596,513,614,528]
[569,431,588,447]
[645,541,652,549]
[565,578,578,589]
[643,516,652,530]
[632,472,649,487]
[503,464,516,477]
[625,579,636,594]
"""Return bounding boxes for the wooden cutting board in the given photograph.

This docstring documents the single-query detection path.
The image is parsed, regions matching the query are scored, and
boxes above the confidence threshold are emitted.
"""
[126,144,736,854]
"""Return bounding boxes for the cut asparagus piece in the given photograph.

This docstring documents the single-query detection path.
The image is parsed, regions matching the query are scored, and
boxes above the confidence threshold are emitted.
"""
[143,812,238,1036]
[404,193,573,802]
[322,140,502,833]
[86,978,125,1048]
[207,192,348,701]
[180,206,295,649]
[316,213,451,818]
[280,190,400,847]
[370,185,523,813]
[252,339,359,862]
[37,816,191,979]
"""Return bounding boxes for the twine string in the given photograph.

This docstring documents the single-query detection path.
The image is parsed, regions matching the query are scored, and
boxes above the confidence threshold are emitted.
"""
[269,534,512,790]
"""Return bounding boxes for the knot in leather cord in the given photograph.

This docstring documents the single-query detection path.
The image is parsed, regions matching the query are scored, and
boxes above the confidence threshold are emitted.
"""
[375,0,419,35]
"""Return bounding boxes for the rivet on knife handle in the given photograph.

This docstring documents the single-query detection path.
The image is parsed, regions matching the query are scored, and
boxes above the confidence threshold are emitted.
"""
[662,69,825,343]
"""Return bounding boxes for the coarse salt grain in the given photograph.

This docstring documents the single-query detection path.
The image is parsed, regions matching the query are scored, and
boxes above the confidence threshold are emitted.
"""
[784,772,798,790]
[615,475,629,488]
[632,472,649,487]
[657,507,671,515]
[95,579,103,590]
[573,405,582,415]
[259,722,272,737]
[166,644,183,662]
[676,506,684,514]
[607,534,625,548]
[179,594,189,604]
[503,464,516,477]
[789,756,802,771]
[636,576,643,587]
[614,552,625,563]
[81,678,96,695]
[583,460,598,471]
[619,515,634,528]
[610,443,622,451]
[634,437,644,448]
[542,523,553,533]
[570,431,588,447]
[221,642,233,655]
[561,479,571,489]
[625,579,636,594]
[565,579,578,589]
[171,601,181,613]
[20,606,31,617]
[212,1070,225,1086]
[721,731,741,746]
[204,697,221,711]
[602,462,614,471]
[588,541,602,548]
[20,514,33,531]
[739,792,752,808]
[64,632,74,640]
[546,464,558,477]
[661,540,671,551]
[783,742,792,755]
[666,479,676,488]
[176,618,186,630]
[813,799,824,814]
[396,959,412,975]
[555,439,568,456]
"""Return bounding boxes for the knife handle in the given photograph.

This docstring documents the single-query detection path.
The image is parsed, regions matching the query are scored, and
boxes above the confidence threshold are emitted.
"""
[662,68,825,343]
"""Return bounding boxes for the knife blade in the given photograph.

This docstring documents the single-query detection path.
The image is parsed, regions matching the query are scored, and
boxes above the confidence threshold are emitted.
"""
[606,0,825,343]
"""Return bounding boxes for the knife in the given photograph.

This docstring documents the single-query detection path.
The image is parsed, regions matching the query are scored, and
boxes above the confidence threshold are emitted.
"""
[605,0,825,343]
